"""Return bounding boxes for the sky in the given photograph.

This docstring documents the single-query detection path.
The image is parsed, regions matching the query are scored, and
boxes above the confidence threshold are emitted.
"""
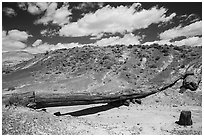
[2,2,202,54]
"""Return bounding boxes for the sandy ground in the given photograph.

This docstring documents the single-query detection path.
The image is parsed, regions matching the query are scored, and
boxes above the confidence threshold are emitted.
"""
[45,103,202,135]
[3,102,202,135]
[2,84,202,135]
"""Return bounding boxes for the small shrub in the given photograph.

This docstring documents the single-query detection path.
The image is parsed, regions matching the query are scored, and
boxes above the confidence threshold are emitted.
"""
[45,51,49,55]
[190,52,197,56]
[180,54,186,58]
[149,64,157,68]
[155,56,160,61]
[164,53,169,56]
[7,87,15,91]
[180,64,185,68]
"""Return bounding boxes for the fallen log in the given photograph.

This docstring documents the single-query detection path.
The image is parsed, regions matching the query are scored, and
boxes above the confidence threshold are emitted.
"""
[2,72,200,109]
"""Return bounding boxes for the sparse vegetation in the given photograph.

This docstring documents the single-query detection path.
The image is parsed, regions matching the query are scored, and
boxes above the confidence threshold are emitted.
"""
[2,43,202,135]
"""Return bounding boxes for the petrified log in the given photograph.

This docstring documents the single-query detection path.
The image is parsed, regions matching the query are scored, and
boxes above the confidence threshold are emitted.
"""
[176,111,193,126]
[2,72,200,109]
[108,100,124,107]
[33,89,158,109]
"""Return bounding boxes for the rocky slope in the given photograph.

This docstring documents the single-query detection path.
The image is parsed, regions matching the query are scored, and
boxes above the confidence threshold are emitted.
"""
[3,44,201,93]
[2,44,202,135]
[2,51,34,74]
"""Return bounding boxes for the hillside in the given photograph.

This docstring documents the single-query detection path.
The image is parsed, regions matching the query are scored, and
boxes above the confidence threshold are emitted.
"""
[2,44,202,135]
[2,51,34,74]
[2,44,201,92]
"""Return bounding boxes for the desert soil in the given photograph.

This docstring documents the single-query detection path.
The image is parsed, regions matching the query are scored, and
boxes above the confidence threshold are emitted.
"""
[2,101,202,135]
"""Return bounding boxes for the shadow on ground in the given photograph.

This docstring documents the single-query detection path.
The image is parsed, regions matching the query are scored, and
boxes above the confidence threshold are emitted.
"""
[59,103,120,117]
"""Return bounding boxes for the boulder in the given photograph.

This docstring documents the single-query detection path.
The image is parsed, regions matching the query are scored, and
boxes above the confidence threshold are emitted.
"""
[135,99,142,104]
[123,99,131,106]
[54,112,61,116]
[183,75,199,91]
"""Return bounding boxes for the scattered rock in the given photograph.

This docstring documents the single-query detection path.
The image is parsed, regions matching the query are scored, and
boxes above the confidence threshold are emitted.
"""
[135,99,142,104]
[7,87,15,91]
[172,104,178,107]
[155,100,160,103]
[182,75,199,91]
[131,98,136,104]
[179,86,187,93]
[123,99,131,106]
[54,112,61,116]
[41,108,46,112]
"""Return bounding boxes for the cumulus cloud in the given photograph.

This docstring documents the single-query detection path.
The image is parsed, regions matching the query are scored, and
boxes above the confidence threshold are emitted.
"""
[40,29,58,37]
[17,2,71,26]
[173,36,202,47]
[59,3,176,37]
[185,14,201,23]
[19,2,49,15]
[90,33,104,40]
[24,42,84,54]
[74,2,104,12]
[160,21,202,40]
[7,30,32,41]
[34,2,72,26]
[2,30,32,52]
[95,33,141,46]
[143,36,202,47]
[32,39,43,47]
[2,30,7,37]
[3,7,17,17]
[142,39,171,46]
[18,2,27,10]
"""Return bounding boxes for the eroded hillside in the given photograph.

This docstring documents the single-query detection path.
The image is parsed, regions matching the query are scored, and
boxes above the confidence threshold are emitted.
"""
[2,44,202,107]
[3,44,201,89]
[2,44,202,135]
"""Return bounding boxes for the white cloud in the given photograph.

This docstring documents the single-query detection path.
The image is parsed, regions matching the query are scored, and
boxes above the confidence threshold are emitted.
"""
[142,39,171,46]
[50,43,84,51]
[143,36,202,47]
[173,36,202,47]
[27,3,41,14]
[32,39,43,47]
[17,2,71,26]
[7,30,31,41]
[25,2,49,15]
[18,2,27,10]
[74,2,104,11]
[95,33,141,46]
[90,33,104,40]
[34,3,71,26]
[3,7,17,17]
[2,30,7,37]
[24,42,84,54]
[160,21,202,40]
[59,3,176,37]
[2,30,32,52]
[185,14,200,23]
[3,40,27,52]
[40,29,58,37]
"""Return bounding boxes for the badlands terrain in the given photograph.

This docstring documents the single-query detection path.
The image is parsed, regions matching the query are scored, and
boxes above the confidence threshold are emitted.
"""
[2,44,202,135]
